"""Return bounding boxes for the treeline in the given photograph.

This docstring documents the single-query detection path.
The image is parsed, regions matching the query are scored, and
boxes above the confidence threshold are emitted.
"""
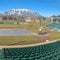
[0,15,46,22]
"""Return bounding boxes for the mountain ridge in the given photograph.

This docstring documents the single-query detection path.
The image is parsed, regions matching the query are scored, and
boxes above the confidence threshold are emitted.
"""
[0,9,40,16]
[0,9,45,21]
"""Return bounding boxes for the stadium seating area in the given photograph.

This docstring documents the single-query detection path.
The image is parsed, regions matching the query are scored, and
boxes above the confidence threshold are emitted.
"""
[0,41,60,60]
[0,22,17,24]
[46,23,60,29]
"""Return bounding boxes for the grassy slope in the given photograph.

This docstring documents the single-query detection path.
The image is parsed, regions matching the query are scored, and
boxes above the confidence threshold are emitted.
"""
[0,35,39,45]
[48,33,60,39]
[0,20,55,45]
[0,24,25,28]
[30,20,50,26]
[0,20,50,32]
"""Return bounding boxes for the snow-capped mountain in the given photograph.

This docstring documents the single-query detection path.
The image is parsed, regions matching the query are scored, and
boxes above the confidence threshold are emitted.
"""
[0,9,45,21]
[1,9,40,17]
[0,12,6,16]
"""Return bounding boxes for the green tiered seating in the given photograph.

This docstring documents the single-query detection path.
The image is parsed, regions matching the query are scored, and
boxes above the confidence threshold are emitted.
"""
[1,41,60,60]
[46,23,60,29]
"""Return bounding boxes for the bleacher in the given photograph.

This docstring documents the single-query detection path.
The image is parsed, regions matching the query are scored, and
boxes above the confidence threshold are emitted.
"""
[0,22,17,24]
[46,23,60,29]
[0,41,60,60]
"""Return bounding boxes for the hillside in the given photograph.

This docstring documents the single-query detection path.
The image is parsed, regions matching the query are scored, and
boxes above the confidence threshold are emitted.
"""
[0,9,46,21]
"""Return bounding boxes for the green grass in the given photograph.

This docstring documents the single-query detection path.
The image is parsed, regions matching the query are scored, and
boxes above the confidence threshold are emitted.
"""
[30,20,50,26]
[0,20,24,22]
[0,20,50,33]
[48,33,60,39]
[0,35,39,45]
[0,20,57,45]
[0,24,25,28]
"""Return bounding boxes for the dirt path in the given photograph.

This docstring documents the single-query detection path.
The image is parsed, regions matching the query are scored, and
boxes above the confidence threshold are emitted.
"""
[40,36,53,42]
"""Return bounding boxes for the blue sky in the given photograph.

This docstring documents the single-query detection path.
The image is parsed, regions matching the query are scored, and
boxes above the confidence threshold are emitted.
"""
[0,0,60,16]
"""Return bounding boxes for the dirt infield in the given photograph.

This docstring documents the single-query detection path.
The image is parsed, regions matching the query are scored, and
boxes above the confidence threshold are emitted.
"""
[40,36,53,42]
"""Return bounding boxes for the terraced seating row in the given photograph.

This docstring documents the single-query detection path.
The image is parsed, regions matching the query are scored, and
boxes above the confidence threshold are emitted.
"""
[1,41,60,60]
[46,23,60,29]
[0,22,17,24]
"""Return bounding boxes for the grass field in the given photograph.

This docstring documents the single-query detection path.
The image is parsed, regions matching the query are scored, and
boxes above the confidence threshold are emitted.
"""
[30,20,50,26]
[48,32,60,39]
[0,35,39,45]
[0,20,50,32]
[0,20,59,45]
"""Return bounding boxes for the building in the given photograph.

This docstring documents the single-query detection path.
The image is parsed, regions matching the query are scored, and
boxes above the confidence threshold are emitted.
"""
[25,19,32,23]
[51,16,60,23]
[0,17,2,20]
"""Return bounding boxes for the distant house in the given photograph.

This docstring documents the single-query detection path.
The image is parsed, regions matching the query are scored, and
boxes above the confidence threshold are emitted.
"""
[51,16,60,23]
[25,19,32,23]
[0,17,2,20]
[35,19,40,22]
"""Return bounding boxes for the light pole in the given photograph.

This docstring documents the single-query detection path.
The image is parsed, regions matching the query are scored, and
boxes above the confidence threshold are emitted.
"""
[38,17,42,35]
